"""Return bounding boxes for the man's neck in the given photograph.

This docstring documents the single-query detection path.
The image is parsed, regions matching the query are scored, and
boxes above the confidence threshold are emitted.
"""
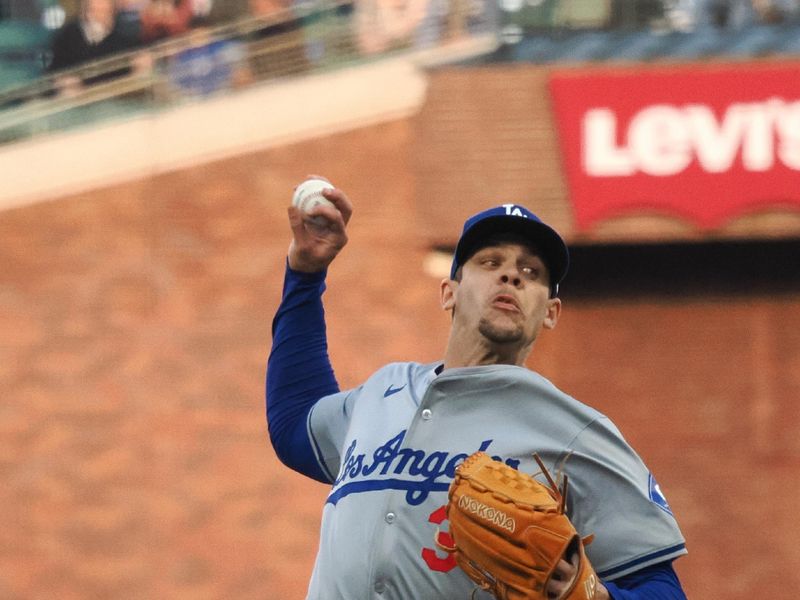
[442,333,532,370]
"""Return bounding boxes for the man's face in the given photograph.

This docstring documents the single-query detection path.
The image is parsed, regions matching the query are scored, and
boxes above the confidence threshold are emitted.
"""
[446,241,559,347]
[84,0,114,25]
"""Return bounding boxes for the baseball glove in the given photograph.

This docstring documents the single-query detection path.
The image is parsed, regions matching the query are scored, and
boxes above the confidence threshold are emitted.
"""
[435,452,598,600]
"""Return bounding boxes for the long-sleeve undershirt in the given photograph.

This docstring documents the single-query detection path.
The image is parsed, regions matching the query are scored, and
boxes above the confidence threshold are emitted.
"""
[266,263,338,483]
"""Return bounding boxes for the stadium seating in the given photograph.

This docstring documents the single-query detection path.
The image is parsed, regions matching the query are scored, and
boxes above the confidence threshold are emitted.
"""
[473,19,800,64]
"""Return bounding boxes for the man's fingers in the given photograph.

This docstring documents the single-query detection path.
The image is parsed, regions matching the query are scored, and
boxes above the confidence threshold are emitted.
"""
[547,557,578,599]
[307,203,345,231]
[321,188,353,225]
[557,558,572,577]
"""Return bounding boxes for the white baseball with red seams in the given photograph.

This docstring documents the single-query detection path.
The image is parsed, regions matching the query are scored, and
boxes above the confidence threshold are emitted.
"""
[292,178,336,214]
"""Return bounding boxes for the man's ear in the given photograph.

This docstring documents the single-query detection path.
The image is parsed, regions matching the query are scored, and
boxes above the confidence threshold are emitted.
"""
[440,278,456,311]
[543,298,562,330]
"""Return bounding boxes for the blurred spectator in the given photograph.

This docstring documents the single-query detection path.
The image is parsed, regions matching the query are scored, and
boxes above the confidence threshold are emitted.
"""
[244,0,311,79]
[168,22,249,96]
[139,0,194,42]
[48,0,141,73]
[355,0,428,54]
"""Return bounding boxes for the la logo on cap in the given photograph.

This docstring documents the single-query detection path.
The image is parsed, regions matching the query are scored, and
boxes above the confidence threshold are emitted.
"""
[502,204,528,217]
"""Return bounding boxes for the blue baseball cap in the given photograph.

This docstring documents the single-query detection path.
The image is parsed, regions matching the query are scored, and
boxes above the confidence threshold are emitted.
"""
[449,204,569,297]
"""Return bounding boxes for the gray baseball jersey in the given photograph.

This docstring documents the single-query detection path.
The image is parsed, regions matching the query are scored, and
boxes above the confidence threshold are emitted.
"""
[305,361,686,599]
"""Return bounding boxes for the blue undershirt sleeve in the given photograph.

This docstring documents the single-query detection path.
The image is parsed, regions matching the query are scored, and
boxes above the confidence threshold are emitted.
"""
[266,261,340,482]
[604,560,687,599]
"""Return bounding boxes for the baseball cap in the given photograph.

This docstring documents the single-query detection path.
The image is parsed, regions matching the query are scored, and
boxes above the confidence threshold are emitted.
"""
[449,204,569,297]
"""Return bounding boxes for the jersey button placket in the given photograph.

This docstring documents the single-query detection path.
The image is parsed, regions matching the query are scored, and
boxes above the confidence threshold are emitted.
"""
[384,512,396,524]
[374,580,386,594]
[421,408,432,420]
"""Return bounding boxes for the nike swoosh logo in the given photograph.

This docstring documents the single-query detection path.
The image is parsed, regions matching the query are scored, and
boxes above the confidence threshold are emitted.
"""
[383,384,406,398]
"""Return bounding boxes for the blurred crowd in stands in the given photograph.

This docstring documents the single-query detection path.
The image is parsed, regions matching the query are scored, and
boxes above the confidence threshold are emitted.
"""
[498,0,800,32]
[663,0,800,30]
[1,0,799,100]
[0,0,485,102]
[53,0,305,95]
[0,0,334,99]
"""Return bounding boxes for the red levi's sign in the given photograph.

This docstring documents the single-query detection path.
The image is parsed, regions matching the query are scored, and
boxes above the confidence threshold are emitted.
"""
[549,64,800,232]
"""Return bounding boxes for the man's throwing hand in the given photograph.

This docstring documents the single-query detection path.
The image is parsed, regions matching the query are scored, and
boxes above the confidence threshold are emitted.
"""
[287,178,353,273]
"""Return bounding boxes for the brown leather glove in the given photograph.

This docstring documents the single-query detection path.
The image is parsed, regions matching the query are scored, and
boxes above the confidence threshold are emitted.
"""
[436,452,599,600]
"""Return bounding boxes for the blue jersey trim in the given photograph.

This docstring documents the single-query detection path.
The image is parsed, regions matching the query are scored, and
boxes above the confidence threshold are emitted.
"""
[326,478,451,507]
[598,544,687,579]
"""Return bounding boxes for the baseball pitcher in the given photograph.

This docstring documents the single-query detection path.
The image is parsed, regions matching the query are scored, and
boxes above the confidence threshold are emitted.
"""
[266,181,688,599]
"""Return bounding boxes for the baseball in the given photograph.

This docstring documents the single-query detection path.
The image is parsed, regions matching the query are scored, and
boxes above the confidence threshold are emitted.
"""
[292,178,335,215]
